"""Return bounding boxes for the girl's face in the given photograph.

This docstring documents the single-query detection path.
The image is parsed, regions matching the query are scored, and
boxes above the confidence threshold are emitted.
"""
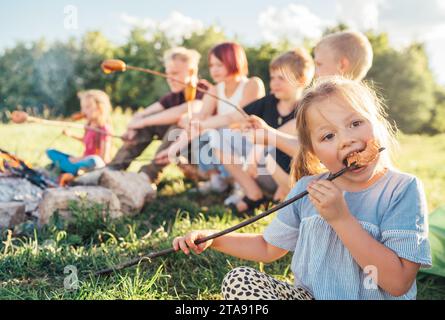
[306,94,382,185]
[209,54,229,83]
[269,69,299,100]
[81,97,99,122]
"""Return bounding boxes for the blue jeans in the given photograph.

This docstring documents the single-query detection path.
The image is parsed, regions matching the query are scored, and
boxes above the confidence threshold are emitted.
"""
[46,149,104,175]
[195,129,252,178]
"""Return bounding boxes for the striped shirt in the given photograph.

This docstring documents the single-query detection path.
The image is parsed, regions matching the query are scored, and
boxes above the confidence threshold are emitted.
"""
[263,169,432,300]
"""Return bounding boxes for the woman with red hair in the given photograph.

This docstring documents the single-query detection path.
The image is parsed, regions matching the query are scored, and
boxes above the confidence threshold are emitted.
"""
[156,42,265,193]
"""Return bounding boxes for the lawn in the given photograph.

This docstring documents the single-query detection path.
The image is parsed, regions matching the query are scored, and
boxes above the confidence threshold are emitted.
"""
[1,109,444,300]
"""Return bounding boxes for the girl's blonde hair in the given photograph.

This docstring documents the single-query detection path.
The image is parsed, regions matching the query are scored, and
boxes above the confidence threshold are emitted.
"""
[77,89,112,127]
[291,76,398,184]
[270,48,314,88]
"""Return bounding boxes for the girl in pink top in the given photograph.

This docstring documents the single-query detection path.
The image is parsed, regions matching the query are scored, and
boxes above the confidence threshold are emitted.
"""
[46,90,113,176]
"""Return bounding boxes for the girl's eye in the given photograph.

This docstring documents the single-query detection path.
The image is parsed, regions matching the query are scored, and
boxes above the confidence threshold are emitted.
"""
[351,120,363,128]
[322,133,335,141]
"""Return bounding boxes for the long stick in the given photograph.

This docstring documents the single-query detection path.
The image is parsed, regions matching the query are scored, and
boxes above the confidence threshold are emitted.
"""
[127,65,249,118]
[95,164,354,276]
[14,113,125,140]
[102,60,249,119]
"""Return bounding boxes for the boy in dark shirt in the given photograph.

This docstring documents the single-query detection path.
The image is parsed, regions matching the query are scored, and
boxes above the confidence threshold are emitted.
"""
[108,47,203,182]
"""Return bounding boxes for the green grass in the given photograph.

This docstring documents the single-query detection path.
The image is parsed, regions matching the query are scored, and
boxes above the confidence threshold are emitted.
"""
[1,110,444,300]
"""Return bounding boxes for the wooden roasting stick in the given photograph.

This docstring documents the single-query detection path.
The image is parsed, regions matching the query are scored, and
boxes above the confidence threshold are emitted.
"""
[10,111,125,140]
[101,59,249,119]
[95,140,385,276]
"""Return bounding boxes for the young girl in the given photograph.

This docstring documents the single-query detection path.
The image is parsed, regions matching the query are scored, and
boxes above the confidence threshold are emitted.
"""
[172,77,432,300]
[46,90,113,177]
[155,42,265,192]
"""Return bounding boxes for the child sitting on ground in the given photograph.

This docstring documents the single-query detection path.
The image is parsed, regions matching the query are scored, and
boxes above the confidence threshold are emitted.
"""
[46,90,113,181]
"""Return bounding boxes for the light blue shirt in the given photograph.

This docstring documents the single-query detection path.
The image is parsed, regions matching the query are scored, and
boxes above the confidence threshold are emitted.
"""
[263,169,432,300]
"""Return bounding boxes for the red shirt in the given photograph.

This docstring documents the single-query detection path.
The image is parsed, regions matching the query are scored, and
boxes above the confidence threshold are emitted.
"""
[83,125,112,157]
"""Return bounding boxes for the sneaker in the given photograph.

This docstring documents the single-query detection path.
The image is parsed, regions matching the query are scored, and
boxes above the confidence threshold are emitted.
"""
[224,182,245,205]
[198,174,229,193]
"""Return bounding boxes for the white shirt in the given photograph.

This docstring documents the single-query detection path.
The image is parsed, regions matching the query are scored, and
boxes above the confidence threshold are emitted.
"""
[215,77,248,115]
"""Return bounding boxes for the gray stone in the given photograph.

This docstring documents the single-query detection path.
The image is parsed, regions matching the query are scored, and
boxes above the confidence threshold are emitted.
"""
[0,202,26,228]
[38,186,122,226]
[72,168,106,186]
[99,169,156,215]
[0,177,42,213]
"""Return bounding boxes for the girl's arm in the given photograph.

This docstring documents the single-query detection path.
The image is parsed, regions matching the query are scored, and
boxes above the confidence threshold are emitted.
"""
[135,102,165,119]
[173,230,288,263]
[184,78,264,131]
[62,129,84,142]
[333,216,420,296]
[238,77,265,108]
[308,180,421,297]
[199,110,245,131]
[98,136,112,164]
[247,116,298,156]
[194,85,219,120]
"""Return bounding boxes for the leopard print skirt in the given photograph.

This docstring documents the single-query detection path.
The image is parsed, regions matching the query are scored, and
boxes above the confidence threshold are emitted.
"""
[221,266,314,300]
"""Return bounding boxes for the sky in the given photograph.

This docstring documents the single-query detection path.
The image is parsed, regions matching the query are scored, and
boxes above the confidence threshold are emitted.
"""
[1,0,444,83]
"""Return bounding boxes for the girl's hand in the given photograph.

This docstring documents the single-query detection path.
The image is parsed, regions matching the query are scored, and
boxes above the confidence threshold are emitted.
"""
[154,148,171,165]
[62,129,71,137]
[172,230,214,255]
[197,79,213,92]
[122,129,137,142]
[307,180,351,224]
[248,115,269,130]
[244,115,271,145]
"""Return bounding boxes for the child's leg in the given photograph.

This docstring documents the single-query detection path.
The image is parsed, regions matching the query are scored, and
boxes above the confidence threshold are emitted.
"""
[221,267,313,300]
[46,149,79,175]
[264,153,291,201]
[215,147,263,201]
[78,156,106,170]
[108,125,170,171]
[139,125,178,181]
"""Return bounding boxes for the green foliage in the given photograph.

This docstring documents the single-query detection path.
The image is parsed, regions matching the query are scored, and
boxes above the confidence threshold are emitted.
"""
[1,24,445,134]
[428,87,445,133]
[366,33,437,133]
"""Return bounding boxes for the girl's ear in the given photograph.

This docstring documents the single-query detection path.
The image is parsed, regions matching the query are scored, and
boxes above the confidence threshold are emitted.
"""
[339,57,350,74]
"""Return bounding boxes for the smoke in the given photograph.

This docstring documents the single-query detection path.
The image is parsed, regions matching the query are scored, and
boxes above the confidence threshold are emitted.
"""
[34,45,77,115]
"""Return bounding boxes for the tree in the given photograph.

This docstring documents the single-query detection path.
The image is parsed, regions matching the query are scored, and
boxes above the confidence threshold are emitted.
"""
[0,40,46,116]
[429,86,445,133]
[112,28,171,109]
[366,33,437,133]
